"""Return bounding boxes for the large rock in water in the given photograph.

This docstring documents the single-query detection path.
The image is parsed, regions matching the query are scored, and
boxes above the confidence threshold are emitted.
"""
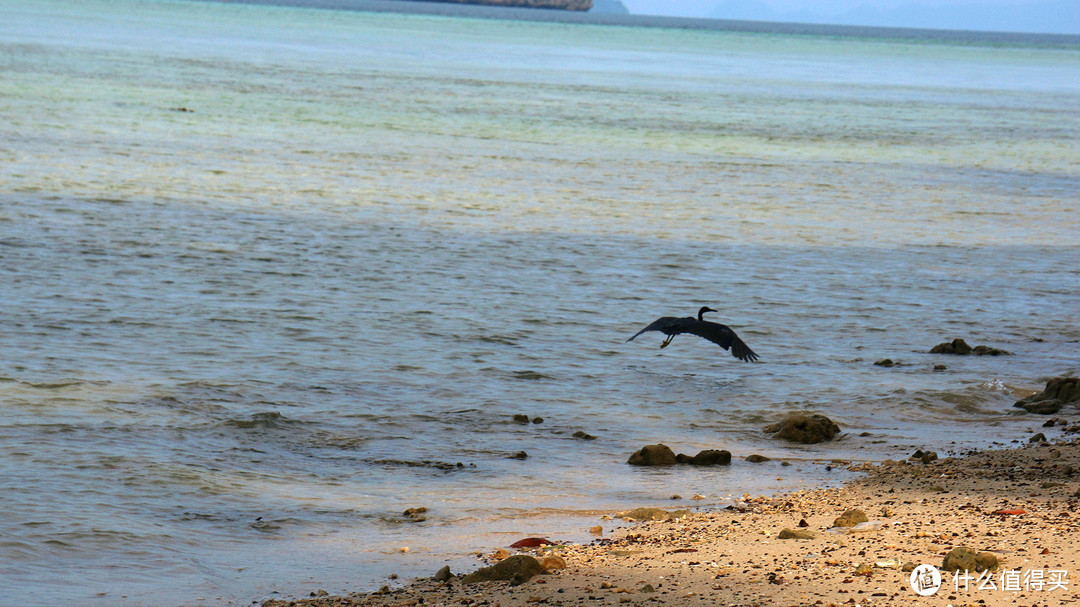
[930,338,974,354]
[929,338,1010,355]
[627,444,678,466]
[764,413,840,444]
[1015,377,1080,414]
[675,449,732,465]
[462,555,547,585]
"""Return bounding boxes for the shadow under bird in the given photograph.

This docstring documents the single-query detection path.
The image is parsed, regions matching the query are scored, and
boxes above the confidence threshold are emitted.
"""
[627,306,759,362]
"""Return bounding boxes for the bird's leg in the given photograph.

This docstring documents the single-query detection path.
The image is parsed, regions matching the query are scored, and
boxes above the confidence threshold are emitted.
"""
[660,335,674,349]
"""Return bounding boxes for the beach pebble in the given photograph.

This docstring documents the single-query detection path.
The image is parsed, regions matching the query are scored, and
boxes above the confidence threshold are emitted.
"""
[433,565,452,582]
[832,508,869,528]
[540,555,566,571]
[746,454,770,463]
[778,527,816,539]
[588,525,603,536]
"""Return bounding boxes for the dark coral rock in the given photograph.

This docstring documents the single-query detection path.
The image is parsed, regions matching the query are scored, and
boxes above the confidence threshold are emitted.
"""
[930,338,973,354]
[627,444,677,466]
[1015,377,1080,414]
[684,449,732,466]
[765,413,840,444]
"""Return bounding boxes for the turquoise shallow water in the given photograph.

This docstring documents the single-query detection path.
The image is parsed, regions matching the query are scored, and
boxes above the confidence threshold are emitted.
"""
[1,1,1079,604]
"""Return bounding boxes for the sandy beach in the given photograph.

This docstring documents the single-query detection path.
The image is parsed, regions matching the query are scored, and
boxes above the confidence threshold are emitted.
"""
[263,431,1080,607]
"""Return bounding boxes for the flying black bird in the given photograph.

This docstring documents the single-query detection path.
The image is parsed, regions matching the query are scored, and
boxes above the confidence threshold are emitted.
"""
[627,306,759,362]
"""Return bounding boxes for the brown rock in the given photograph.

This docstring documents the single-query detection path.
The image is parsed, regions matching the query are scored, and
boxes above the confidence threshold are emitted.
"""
[972,345,1010,355]
[930,338,1010,356]
[683,449,732,466]
[539,555,566,571]
[462,555,547,585]
[832,508,869,528]
[627,444,677,466]
[942,546,998,572]
[746,454,770,463]
[930,338,973,354]
[778,528,817,539]
[618,507,688,522]
[764,413,840,444]
[433,565,452,582]
[1015,376,1080,414]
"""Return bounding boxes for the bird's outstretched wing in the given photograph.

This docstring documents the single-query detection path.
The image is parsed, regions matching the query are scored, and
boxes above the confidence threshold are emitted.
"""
[625,316,680,342]
[682,321,760,362]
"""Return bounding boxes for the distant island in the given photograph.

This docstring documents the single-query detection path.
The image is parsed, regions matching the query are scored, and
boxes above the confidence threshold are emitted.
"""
[402,0,593,10]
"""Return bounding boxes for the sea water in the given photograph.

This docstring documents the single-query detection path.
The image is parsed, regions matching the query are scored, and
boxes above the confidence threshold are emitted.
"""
[1,0,1079,604]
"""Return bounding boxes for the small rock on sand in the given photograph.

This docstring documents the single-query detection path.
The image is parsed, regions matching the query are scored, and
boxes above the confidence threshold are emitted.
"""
[462,555,547,585]
[778,528,816,539]
[618,507,689,522]
[540,555,566,571]
[942,546,999,572]
[832,508,869,528]
[433,565,452,582]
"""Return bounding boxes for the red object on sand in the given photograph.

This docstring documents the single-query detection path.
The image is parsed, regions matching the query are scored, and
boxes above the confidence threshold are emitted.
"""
[509,537,556,548]
[991,509,1026,516]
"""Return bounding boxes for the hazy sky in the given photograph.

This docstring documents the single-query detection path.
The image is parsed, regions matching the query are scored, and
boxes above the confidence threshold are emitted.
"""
[618,0,1080,34]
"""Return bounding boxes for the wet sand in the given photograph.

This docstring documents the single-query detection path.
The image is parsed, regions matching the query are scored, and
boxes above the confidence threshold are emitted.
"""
[263,435,1080,607]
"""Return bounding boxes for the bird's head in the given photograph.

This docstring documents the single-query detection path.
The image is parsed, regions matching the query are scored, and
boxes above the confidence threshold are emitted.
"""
[698,306,717,320]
